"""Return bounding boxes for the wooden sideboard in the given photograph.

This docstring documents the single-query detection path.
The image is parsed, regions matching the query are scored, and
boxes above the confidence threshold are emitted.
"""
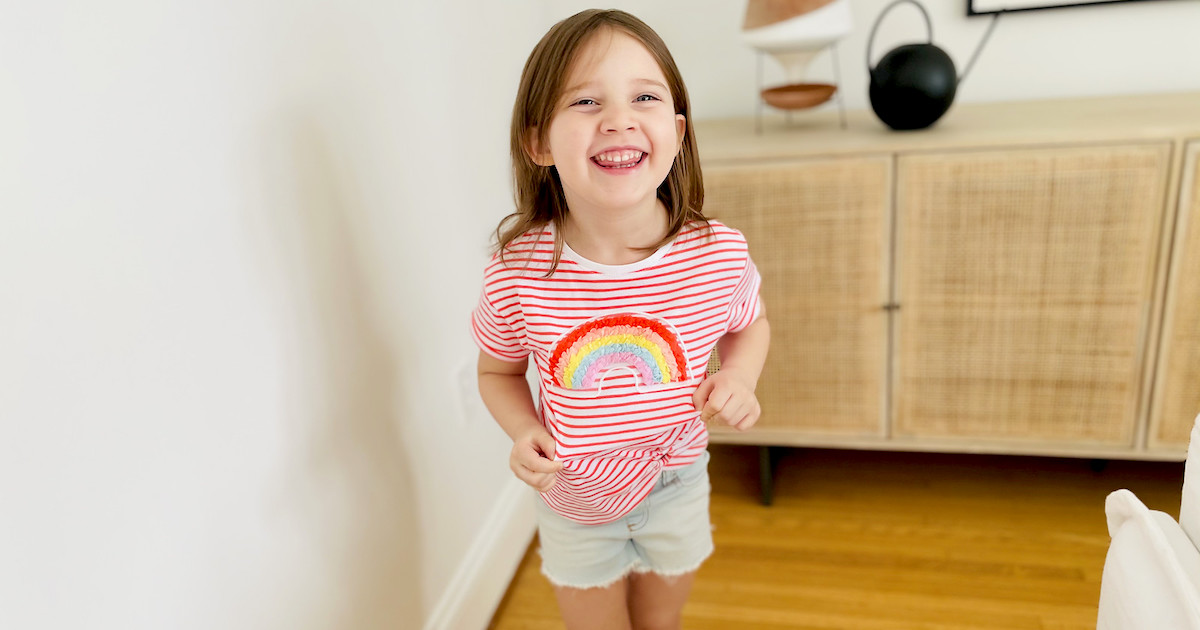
[697,92,1200,462]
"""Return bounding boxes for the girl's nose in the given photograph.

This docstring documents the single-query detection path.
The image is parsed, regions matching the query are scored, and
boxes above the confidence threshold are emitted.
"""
[601,105,637,133]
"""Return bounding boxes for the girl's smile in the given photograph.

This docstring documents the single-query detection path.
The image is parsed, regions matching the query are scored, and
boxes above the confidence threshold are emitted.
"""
[590,146,647,172]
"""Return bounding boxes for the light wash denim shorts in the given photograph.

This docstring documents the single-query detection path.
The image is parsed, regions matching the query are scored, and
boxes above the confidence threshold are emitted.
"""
[534,450,714,589]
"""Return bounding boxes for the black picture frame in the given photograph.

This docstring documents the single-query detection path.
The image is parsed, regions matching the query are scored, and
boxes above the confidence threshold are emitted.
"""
[968,0,1174,16]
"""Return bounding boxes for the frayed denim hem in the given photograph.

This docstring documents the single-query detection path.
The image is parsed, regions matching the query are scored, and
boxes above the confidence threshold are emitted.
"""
[540,545,713,590]
[540,560,642,590]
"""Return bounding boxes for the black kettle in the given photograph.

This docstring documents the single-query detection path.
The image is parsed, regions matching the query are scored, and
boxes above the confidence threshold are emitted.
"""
[867,0,999,131]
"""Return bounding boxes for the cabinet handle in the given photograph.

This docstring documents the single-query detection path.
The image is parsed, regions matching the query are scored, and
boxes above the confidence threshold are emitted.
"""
[882,303,901,311]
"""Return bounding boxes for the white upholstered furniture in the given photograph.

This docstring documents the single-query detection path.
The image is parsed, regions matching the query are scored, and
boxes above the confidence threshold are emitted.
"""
[1099,413,1200,629]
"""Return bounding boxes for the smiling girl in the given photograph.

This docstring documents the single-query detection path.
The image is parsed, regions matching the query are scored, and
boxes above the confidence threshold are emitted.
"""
[472,10,770,629]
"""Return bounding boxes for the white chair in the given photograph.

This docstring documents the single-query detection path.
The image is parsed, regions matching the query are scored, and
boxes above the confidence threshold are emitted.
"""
[1098,414,1200,629]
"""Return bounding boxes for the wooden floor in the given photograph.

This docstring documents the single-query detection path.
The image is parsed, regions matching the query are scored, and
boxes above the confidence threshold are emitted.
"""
[488,444,1184,630]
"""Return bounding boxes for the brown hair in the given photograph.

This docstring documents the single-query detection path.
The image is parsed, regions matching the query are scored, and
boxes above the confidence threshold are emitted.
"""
[494,9,707,273]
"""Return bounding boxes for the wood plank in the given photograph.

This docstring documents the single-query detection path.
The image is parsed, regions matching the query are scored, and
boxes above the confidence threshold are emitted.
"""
[489,444,1183,629]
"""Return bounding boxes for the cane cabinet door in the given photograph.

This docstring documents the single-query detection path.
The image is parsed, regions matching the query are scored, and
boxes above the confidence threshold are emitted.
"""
[894,144,1171,446]
[704,157,891,438]
[1149,141,1200,449]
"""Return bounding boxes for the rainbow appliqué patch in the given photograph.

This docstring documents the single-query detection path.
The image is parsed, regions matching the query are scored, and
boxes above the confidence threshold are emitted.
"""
[549,313,689,390]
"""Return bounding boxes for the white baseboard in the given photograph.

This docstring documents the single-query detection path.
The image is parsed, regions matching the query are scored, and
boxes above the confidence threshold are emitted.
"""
[423,478,537,630]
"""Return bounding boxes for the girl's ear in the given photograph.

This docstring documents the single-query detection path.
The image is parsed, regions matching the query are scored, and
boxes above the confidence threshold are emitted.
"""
[675,114,687,152]
[526,128,554,167]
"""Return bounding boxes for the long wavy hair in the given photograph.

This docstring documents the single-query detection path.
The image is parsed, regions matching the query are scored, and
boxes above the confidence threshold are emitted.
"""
[494,9,708,273]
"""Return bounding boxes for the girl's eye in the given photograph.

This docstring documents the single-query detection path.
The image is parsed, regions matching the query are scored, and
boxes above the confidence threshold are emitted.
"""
[635,94,660,102]
[572,98,597,106]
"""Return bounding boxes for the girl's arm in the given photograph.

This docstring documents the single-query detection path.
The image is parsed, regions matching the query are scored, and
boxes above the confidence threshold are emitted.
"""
[477,352,539,440]
[477,351,563,490]
[715,311,770,388]
[693,309,771,431]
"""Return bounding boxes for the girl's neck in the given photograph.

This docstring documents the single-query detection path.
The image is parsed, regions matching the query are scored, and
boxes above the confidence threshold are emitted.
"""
[561,198,671,266]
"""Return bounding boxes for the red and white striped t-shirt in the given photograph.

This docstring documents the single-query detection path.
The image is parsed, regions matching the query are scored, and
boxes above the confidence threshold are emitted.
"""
[471,220,762,525]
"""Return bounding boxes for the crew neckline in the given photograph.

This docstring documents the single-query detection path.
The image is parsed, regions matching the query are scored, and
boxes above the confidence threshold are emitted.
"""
[555,223,675,275]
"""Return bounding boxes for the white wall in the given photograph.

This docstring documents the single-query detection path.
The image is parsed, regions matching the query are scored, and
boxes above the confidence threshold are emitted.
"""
[0,1,546,629]
[550,0,1200,120]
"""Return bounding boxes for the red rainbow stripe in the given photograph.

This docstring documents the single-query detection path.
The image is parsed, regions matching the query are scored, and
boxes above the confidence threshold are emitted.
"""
[549,313,688,389]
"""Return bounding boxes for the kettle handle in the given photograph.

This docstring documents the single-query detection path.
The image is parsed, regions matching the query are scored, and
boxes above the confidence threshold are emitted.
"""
[867,0,933,73]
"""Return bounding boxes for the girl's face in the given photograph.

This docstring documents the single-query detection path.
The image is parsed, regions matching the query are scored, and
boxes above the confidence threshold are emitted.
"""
[534,29,686,217]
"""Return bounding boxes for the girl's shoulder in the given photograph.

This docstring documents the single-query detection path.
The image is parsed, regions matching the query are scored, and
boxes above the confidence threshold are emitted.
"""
[485,224,556,276]
[679,219,750,248]
[698,218,743,238]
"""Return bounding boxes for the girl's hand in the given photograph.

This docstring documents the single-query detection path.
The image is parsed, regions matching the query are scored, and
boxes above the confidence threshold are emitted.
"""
[692,369,761,431]
[510,427,564,492]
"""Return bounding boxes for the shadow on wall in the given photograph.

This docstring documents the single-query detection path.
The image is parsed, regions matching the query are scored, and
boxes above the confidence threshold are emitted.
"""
[263,113,422,630]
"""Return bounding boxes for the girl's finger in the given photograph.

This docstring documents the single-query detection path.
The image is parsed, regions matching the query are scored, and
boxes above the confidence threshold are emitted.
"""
[713,395,746,425]
[531,471,555,492]
[733,402,761,431]
[692,378,715,412]
[517,465,558,492]
[525,454,562,474]
[702,388,732,421]
[533,432,558,461]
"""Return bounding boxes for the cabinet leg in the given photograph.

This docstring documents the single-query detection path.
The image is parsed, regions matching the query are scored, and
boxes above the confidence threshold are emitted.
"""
[759,446,776,506]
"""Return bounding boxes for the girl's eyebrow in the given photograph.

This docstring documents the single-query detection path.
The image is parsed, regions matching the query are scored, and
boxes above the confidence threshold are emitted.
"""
[563,78,669,94]
[634,78,669,91]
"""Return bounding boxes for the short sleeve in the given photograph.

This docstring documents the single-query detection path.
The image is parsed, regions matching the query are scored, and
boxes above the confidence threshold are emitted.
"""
[471,270,530,362]
[726,255,763,333]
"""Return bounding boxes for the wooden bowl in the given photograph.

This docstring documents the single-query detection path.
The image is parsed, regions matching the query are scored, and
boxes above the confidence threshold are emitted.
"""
[761,83,837,110]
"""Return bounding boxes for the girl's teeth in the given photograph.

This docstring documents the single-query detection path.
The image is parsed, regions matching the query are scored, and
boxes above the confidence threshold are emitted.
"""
[593,151,644,166]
